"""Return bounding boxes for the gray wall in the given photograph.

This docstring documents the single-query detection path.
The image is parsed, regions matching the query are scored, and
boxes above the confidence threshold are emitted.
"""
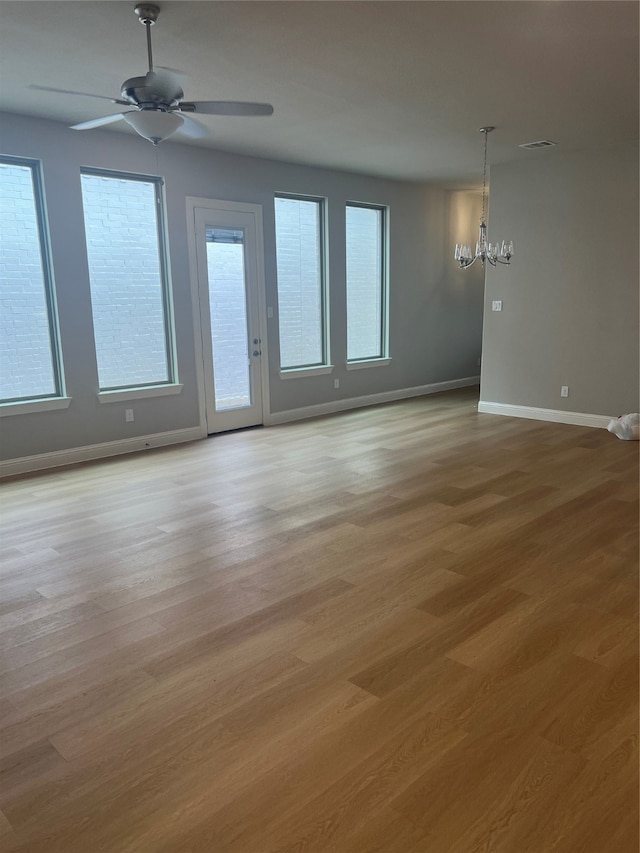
[481,145,639,416]
[445,190,485,375]
[0,113,482,462]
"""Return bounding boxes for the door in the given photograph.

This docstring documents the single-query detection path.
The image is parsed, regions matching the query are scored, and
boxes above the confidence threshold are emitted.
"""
[192,202,267,434]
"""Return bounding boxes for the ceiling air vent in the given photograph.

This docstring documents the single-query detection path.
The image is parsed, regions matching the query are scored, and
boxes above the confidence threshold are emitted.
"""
[519,139,557,150]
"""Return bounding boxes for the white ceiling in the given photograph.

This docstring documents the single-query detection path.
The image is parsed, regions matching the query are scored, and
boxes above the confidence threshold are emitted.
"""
[0,1,637,186]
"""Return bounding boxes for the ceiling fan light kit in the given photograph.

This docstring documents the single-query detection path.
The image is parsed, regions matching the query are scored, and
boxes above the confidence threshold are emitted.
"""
[454,127,513,270]
[32,3,274,146]
[123,109,183,144]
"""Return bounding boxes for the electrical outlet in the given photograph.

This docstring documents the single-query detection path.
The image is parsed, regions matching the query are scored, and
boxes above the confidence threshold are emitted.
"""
[125,408,134,422]
[334,378,340,389]
[560,386,569,398]
[492,300,503,312]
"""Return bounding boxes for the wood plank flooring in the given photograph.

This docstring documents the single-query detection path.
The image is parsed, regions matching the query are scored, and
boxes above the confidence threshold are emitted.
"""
[0,388,638,852]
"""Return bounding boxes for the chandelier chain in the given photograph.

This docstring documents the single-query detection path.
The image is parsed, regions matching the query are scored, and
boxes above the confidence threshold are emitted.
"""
[481,129,488,224]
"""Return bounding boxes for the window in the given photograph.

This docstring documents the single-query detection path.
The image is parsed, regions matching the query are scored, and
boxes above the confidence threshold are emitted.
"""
[346,203,387,362]
[0,157,63,403]
[80,170,174,391]
[274,195,326,370]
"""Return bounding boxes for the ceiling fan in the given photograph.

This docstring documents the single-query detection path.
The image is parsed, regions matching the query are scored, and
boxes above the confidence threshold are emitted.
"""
[30,3,274,145]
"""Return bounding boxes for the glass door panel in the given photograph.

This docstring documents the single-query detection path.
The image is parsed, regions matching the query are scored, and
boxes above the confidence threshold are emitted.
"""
[206,227,251,412]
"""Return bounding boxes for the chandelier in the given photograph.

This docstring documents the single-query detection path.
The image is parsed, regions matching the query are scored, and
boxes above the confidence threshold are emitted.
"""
[454,127,513,269]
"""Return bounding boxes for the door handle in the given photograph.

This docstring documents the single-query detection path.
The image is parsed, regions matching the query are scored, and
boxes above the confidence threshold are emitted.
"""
[253,350,261,357]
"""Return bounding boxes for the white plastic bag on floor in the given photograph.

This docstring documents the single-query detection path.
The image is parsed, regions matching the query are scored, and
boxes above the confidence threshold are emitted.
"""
[607,413,640,440]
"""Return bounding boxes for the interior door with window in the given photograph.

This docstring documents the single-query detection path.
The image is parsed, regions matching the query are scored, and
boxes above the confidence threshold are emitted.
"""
[192,202,266,434]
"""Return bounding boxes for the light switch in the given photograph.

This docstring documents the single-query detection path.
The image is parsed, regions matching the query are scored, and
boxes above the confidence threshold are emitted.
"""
[492,300,503,312]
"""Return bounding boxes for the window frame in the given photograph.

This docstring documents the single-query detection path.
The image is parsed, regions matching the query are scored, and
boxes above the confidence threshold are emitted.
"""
[345,201,390,366]
[274,192,330,375]
[0,155,66,407]
[80,167,178,394]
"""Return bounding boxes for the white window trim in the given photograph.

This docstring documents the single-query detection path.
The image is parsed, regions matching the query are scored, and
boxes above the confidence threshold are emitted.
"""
[346,358,391,371]
[97,384,183,403]
[0,397,72,417]
[279,365,334,380]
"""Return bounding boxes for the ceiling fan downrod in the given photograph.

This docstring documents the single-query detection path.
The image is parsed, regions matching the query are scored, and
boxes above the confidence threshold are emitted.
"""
[134,4,160,72]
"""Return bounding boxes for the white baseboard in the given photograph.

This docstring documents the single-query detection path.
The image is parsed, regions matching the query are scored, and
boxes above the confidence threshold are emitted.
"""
[0,426,203,478]
[2,379,482,477]
[266,376,480,426]
[478,400,611,429]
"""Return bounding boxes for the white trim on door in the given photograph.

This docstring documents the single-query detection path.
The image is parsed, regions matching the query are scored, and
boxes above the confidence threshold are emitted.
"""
[186,197,270,435]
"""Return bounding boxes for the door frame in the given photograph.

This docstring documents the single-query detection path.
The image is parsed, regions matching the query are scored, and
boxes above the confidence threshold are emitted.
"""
[186,196,270,436]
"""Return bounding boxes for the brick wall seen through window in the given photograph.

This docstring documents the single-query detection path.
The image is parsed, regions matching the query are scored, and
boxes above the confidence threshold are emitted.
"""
[346,204,386,362]
[274,196,325,369]
[80,171,173,390]
[0,158,61,402]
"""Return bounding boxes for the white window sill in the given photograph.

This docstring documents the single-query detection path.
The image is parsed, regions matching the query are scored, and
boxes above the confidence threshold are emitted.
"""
[98,384,184,403]
[279,365,334,380]
[0,397,72,417]
[346,358,391,371]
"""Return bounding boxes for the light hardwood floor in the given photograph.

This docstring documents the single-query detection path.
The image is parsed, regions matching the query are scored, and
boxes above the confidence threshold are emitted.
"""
[0,388,638,852]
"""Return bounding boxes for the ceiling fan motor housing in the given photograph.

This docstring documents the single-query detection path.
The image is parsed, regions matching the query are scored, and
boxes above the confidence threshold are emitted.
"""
[120,76,184,109]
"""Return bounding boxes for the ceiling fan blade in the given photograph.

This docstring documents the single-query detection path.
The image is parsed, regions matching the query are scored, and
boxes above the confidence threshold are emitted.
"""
[178,101,274,117]
[155,66,187,80]
[70,113,127,131]
[178,114,209,139]
[144,68,184,101]
[29,84,128,106]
